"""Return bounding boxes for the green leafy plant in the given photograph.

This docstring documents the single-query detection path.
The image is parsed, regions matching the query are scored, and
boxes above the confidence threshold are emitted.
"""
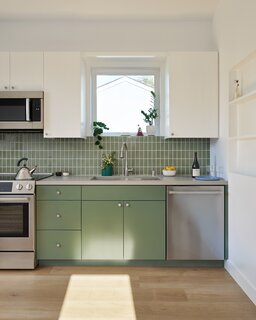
[93,121,109,149]
[141,91,158,125]
[102,151,116,169]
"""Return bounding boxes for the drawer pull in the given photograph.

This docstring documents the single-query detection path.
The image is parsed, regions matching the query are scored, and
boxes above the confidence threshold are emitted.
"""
[117,203,122,207]
[56,191,61,195]
[56,243,61,248]
[56,213,61,218]
[125,203,130,207]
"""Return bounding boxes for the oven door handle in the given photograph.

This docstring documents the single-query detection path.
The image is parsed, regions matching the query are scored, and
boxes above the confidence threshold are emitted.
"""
[0,197,31,203]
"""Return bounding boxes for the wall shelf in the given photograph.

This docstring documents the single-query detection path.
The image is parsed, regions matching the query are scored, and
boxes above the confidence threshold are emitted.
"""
[229,89,256,105]
[229,50,256,177]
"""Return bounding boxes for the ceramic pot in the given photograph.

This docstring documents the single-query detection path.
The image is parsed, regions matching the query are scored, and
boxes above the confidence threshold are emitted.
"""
[101,165,113,176]
[146,125,156,136]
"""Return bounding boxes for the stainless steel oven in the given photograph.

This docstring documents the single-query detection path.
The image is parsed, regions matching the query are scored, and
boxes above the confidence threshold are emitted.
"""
[0,178,37,269]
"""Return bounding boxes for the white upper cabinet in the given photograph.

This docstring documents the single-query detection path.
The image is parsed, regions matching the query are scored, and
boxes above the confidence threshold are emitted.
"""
[43,52,86,138]
[166,52,218,138]
[0,52,10,90]
[0,52,43,91]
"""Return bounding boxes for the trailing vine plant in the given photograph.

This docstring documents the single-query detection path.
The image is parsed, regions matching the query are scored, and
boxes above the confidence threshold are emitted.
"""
[93,121,109,149]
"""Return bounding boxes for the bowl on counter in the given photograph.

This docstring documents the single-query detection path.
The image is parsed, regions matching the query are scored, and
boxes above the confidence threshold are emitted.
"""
[162,169,176,177]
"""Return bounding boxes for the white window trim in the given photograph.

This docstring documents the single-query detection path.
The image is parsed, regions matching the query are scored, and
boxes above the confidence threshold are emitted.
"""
[83,55,167,136]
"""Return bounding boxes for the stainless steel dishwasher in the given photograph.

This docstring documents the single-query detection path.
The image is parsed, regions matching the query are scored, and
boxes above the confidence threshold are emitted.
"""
[167,186,224,260]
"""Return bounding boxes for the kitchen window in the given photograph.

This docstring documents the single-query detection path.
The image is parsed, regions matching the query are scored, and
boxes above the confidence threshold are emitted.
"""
[88,56,163,136]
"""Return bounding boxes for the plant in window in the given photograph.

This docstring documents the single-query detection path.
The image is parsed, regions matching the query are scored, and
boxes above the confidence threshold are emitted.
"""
[93,121,109,149]
[101,151,116,176]
[141,91,158,135]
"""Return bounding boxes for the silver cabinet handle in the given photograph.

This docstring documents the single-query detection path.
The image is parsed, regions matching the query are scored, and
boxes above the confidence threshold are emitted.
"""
[56,213,61,218]
[168,191,223,195]
[56,243,61,248]
[11,86,15,90]
[56,191,61,195]
[4,86,8,90]
[125,202,130,207]
[117,203,122,207]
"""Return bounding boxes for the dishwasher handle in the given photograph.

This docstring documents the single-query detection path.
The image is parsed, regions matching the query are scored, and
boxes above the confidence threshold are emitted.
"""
[168,191,223,195]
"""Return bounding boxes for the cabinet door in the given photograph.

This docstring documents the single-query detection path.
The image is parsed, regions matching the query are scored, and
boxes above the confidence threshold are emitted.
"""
[82,201,123,259]
[43,52,85,138]
[124,201,165,260]
[37,230,81,260]
[37,201,81,230]
[36,185,81,201]
[0,52,10,90]
[166,52,218,138]
[10,52,43,90]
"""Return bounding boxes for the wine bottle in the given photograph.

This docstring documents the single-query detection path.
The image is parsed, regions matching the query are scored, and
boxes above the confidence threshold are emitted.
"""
[192,152,200,177]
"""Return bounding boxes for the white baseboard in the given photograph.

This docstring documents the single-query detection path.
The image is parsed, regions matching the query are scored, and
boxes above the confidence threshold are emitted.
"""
[225,260,256,305]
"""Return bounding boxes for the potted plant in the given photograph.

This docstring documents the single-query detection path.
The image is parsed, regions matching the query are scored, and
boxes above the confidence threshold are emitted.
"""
[141,91,158,136]
[93,121,109,149]
[101,151,116,176]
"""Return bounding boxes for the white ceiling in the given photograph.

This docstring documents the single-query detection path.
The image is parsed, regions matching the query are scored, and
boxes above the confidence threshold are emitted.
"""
[0,0,220,21]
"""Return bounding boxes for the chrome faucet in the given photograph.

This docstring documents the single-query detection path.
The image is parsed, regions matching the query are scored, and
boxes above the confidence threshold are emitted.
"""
[120,142,129,176]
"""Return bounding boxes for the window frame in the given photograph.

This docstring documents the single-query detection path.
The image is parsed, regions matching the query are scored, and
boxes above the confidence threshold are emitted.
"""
[85,55,165,137]
[91,67,160,136]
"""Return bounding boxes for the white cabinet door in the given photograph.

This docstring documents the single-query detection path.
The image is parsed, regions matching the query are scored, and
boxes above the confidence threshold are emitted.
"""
[0,52,10,90]
[166,52,218,138]
[0,52,43,91]
[10,52,43,91]
[43,52,86,138]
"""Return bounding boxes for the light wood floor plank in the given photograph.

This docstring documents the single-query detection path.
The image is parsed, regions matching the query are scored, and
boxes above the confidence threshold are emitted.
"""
[0,266,255,320]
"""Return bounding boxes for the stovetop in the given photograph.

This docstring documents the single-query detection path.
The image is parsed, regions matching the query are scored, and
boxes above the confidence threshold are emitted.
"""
[0,173,53,181]
[0,173,53,194]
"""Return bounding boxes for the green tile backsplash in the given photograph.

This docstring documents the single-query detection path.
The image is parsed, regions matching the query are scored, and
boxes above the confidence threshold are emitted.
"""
[0,133,210,176]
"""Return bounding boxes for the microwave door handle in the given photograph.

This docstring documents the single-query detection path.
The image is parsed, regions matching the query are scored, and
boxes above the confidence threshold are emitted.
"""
[26,98,30,121]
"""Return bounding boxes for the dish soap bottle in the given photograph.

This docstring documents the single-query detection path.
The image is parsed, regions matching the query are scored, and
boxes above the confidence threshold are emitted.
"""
[192,152,200,178]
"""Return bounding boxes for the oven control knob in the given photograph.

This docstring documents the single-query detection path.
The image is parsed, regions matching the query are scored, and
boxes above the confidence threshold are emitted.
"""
[16,183,23,190]
[26,184,33,190]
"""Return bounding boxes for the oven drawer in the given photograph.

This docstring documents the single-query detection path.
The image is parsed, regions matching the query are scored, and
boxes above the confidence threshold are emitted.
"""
[36,186,81,200]
[37,201,81,230]
[37,230,81,259]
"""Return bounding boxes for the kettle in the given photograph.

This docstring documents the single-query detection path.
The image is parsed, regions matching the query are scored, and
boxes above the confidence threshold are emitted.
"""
[15,157,37,180]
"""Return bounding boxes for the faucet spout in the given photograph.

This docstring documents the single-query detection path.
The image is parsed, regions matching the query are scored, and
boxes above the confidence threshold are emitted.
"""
[120,143,129,176]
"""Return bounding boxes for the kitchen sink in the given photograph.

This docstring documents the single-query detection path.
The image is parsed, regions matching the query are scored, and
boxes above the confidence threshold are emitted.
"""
[91,176,125,181]
[90,175,161,181]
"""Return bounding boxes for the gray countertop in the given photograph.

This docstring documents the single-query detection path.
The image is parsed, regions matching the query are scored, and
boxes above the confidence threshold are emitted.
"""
[36,175,228,186]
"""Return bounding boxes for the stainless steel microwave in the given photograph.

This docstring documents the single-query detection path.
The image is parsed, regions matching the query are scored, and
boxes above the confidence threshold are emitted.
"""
[0,91,43,130]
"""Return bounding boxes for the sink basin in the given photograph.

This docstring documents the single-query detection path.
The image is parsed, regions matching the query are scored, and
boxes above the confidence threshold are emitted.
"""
[91,176,161,181]
[91,176,125,181]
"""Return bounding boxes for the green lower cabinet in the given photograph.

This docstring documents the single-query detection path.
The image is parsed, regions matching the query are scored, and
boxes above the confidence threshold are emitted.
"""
[82,201,123,259]
[124,201,165,260]
[37,201,81,230]
[82,200,166,260]
[37,230,81,260]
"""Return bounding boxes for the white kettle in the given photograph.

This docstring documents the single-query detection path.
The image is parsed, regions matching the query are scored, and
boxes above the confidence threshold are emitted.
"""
[15,157,37,180]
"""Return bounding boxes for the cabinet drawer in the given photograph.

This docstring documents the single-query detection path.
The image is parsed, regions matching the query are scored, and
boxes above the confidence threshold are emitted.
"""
[36,186,81,200]
[37,230,81,259]
[82,186,165,201]
[37,201,81,230]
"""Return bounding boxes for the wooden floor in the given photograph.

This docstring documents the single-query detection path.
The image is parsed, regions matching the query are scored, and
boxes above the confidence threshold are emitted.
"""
[0,266,255,320]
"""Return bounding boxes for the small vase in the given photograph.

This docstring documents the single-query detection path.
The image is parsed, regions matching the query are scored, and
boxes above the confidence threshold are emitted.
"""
[146,125,156,136]
[101,165,113,176]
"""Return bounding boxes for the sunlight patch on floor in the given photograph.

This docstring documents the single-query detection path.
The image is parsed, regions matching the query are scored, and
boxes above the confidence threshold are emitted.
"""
[58,274,136,320]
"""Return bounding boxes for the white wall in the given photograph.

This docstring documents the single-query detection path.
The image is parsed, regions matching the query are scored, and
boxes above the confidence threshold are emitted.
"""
[213,0,256,304]
[0,20,215,51]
